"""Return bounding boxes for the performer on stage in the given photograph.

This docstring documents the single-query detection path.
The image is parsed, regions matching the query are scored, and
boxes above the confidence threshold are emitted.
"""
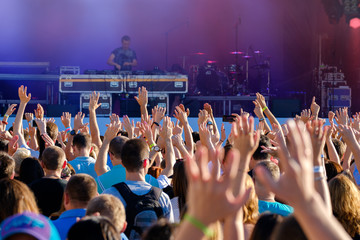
[107,35,137,71]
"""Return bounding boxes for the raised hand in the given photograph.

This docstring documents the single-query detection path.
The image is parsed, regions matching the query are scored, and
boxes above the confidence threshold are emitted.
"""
[256,92,267,109]
[61,112,71,128]
[174,106,188,124]
[25,113,34,123]
[335,107,349,126]
[306,120,328,165]
[122,115,135,139]
[104,121,122,141]
[18,85,31,103]
[8,135,19,156]
[134,86,148,107]
[89,91,102,112]
[300,109,312,124]
[172,120,183,136]
[310,96,320,118]
[197,109,208,126]
[34,104,44,120]
[74,112,86,131]
[203,103,213,116]
[152,105,166,123]
[5,104,17,117]
[253,99,264,119]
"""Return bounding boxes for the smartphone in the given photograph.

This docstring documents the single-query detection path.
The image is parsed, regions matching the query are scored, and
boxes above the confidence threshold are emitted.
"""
[222,115,236,122]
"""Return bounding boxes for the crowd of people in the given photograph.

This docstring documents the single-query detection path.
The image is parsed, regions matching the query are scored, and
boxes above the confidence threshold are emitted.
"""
[0,85,359,240]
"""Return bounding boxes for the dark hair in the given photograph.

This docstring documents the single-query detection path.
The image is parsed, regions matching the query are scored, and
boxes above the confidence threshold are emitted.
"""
[109,136,127,159]
[19,157,44,185]
[120,139,148,172]
[73,133,92,150]
[142,218,174,240]
[41,146,65,170]
[324,160,343,182]
[0,152,15,179]
[121,35,131,42]
[66,174,97,204]
[67,216,120,240]
[271,216,307,240]
[252,135,271,160]
[172,161,188,217]
[250,213,284,240]
[36,121,58,158]
[0,139,9,152]
[191,132,200,143]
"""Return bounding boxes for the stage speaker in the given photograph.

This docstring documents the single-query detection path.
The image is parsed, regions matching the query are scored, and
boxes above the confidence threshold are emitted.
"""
[271,99,301,117]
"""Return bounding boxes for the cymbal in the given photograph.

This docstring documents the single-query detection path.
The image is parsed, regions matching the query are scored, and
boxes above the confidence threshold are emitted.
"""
[230,51,244,55]
[254,50,262,54]
[243,55,252,59]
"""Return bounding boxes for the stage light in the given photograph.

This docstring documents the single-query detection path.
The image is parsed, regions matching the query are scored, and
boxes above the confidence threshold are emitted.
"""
[343,0,360,24]
[349,17,360,28]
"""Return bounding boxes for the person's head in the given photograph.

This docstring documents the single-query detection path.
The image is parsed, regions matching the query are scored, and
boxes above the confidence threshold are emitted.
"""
[61,163,76,181]
[243,174,259,225]
[0,139,9,153]
[12,148,31,176]
[64,174,98,210]
[253,161,280,198]
[72,133,92,156]
[108,136,128,162]
[0,212,61,240]
[67,216,120,240]
[172,160,188,216]
[329,174,360,237]
[249,213,283,240]
[252,135,271,161]
[19,157,44,185]
[36,122,59,158]
[120,139,149,173]
[324,138,345,160]
[86,194,127,233]
[0,152,15,179]
[41,146,66,172]
[271,215,307,240]
[121,35,131,50]
[0,179,39,223]
[324,160,343,181]
[142,218,174,240]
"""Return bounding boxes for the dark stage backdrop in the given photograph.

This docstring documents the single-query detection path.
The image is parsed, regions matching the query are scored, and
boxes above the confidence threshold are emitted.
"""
[0,0,359,109]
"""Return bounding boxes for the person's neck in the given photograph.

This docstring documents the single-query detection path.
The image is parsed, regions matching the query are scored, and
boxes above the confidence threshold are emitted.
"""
[125,170,146,182]
[65,201,87,211]
[75,149,90,158]
[44,169,62,179]
[258,192,276,202]
[111,159,123,167]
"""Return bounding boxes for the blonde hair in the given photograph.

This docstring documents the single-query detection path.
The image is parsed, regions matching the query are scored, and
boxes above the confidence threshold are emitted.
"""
[243,174,259,224]
[86,194,126,233]
[329,174,360,237]
[13,148,31,174]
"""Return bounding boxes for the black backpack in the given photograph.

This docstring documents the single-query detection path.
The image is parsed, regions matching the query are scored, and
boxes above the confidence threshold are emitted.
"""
[112,182,164,239]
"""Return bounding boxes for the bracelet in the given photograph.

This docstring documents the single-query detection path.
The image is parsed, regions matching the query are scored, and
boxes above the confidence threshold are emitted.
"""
[313,166,325,173]
[315,176,327,181]
[259,118,265,121]
[152,122,160,127]
[262,106,268,112]
[4,114,9,118]
[149,143,155,150]
[183,214,214,238]
[2,121,8,125]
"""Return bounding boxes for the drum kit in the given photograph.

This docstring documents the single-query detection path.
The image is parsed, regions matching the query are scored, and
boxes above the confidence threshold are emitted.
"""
[188,49,271,96]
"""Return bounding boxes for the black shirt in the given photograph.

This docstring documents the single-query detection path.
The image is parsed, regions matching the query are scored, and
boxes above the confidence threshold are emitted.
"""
[30,178,67,217]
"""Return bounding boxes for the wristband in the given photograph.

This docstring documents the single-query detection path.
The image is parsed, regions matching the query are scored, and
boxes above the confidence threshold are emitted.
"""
[313,166,325,173]
[259,118,265,121]
[2,121,8,125]
[183,214,214,238]
[262,106,268,112]
[149,143,155,150]
[4,114,9,118]
[315,176,327,181]
[152,122,160,127]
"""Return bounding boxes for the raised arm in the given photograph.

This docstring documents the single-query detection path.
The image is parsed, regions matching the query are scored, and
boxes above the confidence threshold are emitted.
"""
[2,104,17,130]
[95,121,121,176]
[310,97,320,120]
[253,99,271,133]
[13,85,31,147]
[134,86,149,121]
[256,92,281,128]
[174,106,194,155]
[255,120,351,240]
[88,91,102,149]
[204,103,220,142]
[159,117,176,177]
[107,53,121,70]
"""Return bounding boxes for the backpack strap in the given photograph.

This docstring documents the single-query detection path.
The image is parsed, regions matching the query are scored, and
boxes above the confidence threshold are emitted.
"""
[146,186,164,218]
[112,182,137,206]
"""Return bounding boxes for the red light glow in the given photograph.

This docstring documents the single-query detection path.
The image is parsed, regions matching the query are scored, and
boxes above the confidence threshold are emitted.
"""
[349,18,360,29]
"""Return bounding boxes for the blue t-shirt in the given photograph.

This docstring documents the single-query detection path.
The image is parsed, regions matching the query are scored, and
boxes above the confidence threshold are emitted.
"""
[52,209,86,240]
[258,200,294,216]
[69,156,97,179]
[96,164,160,193]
